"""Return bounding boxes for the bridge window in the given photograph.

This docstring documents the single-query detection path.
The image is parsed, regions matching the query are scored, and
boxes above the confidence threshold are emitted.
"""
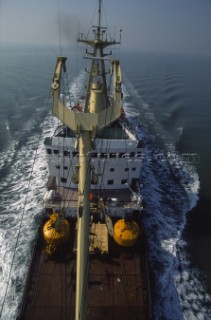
[73,152,79,157]
[47,148,52,154]
[61,177,67,183]
[107,179,114,185]
[91,153,98,158]
[100,153,108,158]
[119,153,125,157]
[64,150,70,156]
[110,153,116,158]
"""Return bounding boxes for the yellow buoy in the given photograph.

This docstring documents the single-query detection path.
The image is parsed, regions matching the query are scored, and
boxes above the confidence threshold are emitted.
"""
[43,213,70,250]
[113,218,140,247]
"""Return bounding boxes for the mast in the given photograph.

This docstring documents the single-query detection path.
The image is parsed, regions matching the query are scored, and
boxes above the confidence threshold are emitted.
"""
[51,1,122,319]
[77,0,120,113]
[98,0,102,41]
[75,130,91,320]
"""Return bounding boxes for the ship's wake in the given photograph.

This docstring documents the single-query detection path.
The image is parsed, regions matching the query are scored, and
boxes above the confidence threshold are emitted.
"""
[0,71,87,319]
[0,67,210,320]
[0,114,57,319]
[123,79,211,320]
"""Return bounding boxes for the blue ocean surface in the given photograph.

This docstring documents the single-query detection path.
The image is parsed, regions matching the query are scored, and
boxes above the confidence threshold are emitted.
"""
[0,44,211,319]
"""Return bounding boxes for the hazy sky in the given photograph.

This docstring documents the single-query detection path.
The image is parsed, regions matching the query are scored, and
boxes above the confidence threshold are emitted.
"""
[1,0,211,55]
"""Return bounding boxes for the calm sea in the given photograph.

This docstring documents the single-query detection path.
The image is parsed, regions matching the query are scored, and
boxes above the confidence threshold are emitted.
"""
[0,44,210,319]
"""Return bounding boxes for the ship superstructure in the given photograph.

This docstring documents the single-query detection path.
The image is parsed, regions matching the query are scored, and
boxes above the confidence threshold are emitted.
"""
[44,119,143,217]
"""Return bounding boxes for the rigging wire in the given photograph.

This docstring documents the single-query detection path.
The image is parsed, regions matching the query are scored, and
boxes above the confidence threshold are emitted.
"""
[20,110,66,318]
[64,70,77,192]
[101,1,112,42]
[60,66,80,208]
[51,58,91,318]
[86,1,98,39]
[119,256,135,307]
[57,0,63,56]
[55,67,67,319]
[55,66,72,318]
[94,58,115,196]
[124,125,130,184]
[0,90,52,319]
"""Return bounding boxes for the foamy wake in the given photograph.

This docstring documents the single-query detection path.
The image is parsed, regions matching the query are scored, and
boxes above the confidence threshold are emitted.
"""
[123,77,211,320]
[0,70,210,320]
[0,114,57,319]
[0,71,85,319]
[68,70,86,104]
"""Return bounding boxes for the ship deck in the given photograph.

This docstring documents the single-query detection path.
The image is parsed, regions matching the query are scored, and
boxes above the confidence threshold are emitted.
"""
[19,224,151,320]
[44,178,141,211]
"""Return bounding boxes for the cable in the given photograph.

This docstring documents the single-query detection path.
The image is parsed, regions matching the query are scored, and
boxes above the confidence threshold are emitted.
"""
[0,89,52,318]
[86,1,98,40]
[57,0,62,56]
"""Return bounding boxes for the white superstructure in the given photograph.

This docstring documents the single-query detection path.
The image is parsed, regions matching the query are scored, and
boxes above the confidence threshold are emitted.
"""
[44,120,143,191]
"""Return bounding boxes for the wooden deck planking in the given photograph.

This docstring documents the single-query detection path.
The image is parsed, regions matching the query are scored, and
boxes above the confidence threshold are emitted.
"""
[20,227,150,320]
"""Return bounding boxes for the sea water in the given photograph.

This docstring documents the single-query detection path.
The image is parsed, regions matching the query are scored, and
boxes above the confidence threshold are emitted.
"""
[0,45,211,319]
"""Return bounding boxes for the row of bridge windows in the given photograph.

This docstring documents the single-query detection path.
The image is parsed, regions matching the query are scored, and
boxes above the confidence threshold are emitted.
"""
[47,148,141,158]
[60,177,128,185]
[56,165,136,172]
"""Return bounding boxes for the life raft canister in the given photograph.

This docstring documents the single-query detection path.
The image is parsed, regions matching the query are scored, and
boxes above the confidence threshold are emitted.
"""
[113,218,140,247]
[43,213,70,255]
